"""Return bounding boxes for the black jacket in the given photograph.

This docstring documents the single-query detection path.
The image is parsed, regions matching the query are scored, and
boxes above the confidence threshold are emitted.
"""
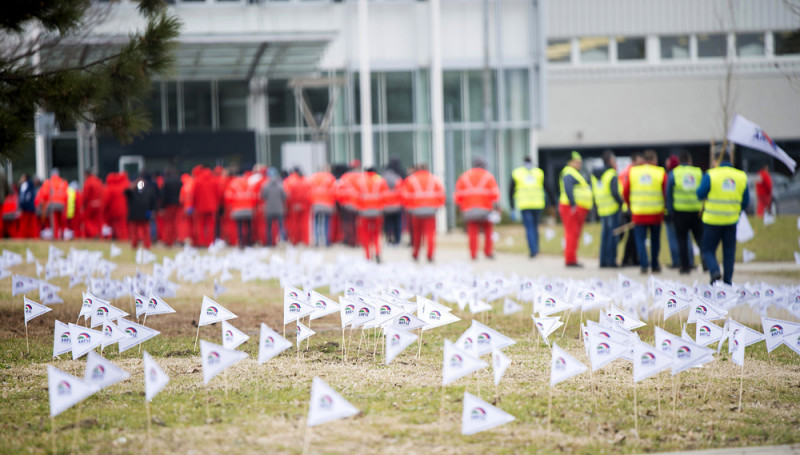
[160,174,182,207]
[125,181,158,221]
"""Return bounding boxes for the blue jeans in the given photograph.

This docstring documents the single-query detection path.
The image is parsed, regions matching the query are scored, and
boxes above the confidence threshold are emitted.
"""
[599,212,621,266]
[520,209,541,257]
[384,211,402,245]
[266,214,286,246]
[314,212,330,246]
[702,223,737,284]
[633,223,661,270]
[665,221,680,267]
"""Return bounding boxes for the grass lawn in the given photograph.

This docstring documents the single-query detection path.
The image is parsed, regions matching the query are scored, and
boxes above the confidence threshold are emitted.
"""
[0,240,799,454]
[494,214,800,264]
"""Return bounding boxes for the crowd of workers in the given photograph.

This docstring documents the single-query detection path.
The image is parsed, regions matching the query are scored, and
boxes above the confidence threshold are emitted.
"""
[0,147,755,285]
[510,149,752,286]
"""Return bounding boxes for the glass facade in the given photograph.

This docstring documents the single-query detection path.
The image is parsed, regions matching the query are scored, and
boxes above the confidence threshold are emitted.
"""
[617,36,646,60]
[775,30,800,56]
[547,39,571,63]
[736,33,765,57]
[698,34,727,58]
[579,36,610,63]
[660,36,690,60]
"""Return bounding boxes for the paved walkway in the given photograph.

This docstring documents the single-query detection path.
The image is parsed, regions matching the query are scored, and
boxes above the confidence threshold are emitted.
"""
[654,444,800,455]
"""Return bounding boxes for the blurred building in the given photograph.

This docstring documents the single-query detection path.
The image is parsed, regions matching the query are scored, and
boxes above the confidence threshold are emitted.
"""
[20,0,800,213]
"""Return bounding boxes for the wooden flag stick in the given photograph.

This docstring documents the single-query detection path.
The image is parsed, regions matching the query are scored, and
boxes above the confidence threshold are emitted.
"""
[51,416,57,455]
[561,308,572,338]
[438,385,447,439]
[578,309,584,338]
[301,425,312,455]
[341,327,346,361]
[205,385,211,423]
[139,313,148,354]
[672,376,679,416]
[145,400,152,455]
[25,323,29,353]
[417,328,424,358]
[306,317,311,350]
[546,386,553,433]
[633,379,639,436]
[71,404,81,454]
[193,325,201,351]
[589,369,598,412]
[656,377,662,416]
[738,363,745,412]
[372,327,381,359]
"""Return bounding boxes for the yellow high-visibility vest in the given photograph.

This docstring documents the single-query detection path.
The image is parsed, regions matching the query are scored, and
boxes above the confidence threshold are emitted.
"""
[629,164,665,216]
[559,166,593,210]
[591,168,620,217]
[66,187,76,219]
[702,166,747,225]
[512,166,545,210]
[672,165,703,212]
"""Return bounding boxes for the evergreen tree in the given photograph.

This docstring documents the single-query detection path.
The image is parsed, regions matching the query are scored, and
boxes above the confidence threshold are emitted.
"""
[0,0,181,159]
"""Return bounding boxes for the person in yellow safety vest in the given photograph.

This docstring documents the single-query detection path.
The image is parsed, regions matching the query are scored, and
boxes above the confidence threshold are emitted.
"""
[509,156,546,258]
[696,155,749,285]
[558,151,592,267]
[622,149,666,275]
[591,150,623,268]
[666,151,706,275]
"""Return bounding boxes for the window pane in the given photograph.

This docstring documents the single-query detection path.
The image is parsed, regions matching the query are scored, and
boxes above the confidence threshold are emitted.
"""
[386,131,415,170]
[415,70,430,124]
[775,30,800,56]
[617,36,646,60]
[385,72,414,124]
[305,87,330,126]
[736,33,765,57]
[218,80,249,130]
[442,71,462,123]
[504,68,529,122]
[166,81,178,131]
[267,79,295,128]
[415,130,431,167]
[145,82,162,133]
[661,36,690,60]
[579,36,610,63]
[183,81,213,132]
[352,73,379,125]
[698,34,726,58]
[547,39,571,63]
[467,70,495,123]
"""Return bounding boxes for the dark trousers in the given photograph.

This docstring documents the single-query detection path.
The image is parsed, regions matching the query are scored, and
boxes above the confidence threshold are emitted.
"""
[633,223,661,270]
[702,223,737,285]
[236,218,252,248]
[599,211,621,266]
[521,209,541,257]
[621,212,639,266]
[384,211,402,245]
[266,214,286,246]
[674,211,704,272]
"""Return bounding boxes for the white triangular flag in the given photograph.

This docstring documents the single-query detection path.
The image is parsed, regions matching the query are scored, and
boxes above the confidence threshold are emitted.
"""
[384,326,418,365]
[550,342,587,386]
[763,211,775,226]
[662,293,693,321]
[84,351,130,390]
[366,299,404,328]
[26,248,35,263]
[461,391,515,436]
[79,292,103,321]
[143,351,169,402]
[198,295,237,327]
[503,298,522,315]
[350,301,377,328]
[761,317,800,353]
[117,318,161,352]
[544,227,555,241]
[736,212,755,243]
[12,274,38,296]
[654,326,682,358]
[146,290,176,316]
[284,295,316,325]
[583,232,593,246]
[68,323,103,359]
[339,297,359,328]
[24,296,51,325]
[200,340,248,385]
[134,292,148,318]
[309,291,340,320]
[492,349,511,386]
[633,341,673,382]
[307,376,360,427]
[795,251,800,265]
[533,316,563,347]
[587,333,630,371]
[385,312,427,331]
[695,317,725,347]
[781,329,800,357]
[421,305,460,331]
[258,323,292,364]
[296,320,316,343]
[90,300,129,328]
[48,366,97,417]
[53,320,72,357]
[221,320,249,350]
[457,320,516,356]
[135,248,156,265]
[605,305,646,330]
[48,245,64,261]
[101,317,131,348]
[731,328,746,366]
[39,282,64,305]
[670,336,714,375]
[727,320,765,353]
[110,243,122,258]
[442,339,488,386]
[537,291,571,317]
[686,297,727,323]
[742,249,756,263]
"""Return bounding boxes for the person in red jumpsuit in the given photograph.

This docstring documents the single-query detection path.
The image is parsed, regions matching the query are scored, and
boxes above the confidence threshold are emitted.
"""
[283,168,311,245]
[103,172,129,240]
[35,168,69,240]
[192,166,219,247]
[755,164,773,217]
[83,170,104,238]
[355,167,388,262]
